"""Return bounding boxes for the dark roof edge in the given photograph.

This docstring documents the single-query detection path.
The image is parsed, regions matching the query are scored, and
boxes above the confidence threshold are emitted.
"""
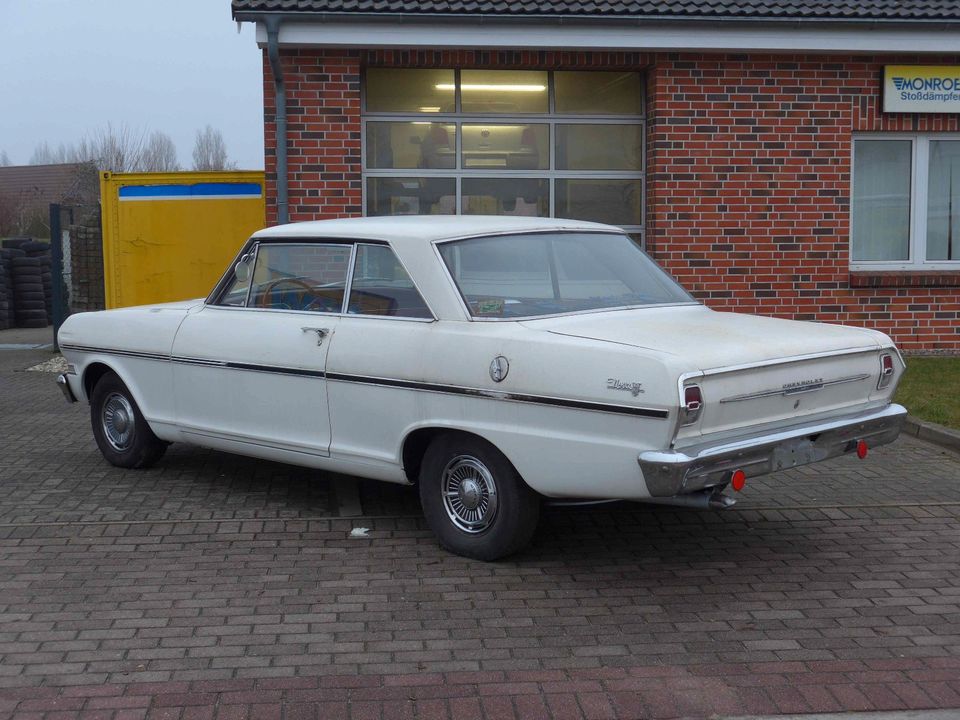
[232,9,960,26]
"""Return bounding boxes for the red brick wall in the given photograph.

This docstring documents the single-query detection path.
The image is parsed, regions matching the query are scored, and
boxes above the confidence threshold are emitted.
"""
[262,49,363,225]
[264,48,960,351]
[648,53,960,352]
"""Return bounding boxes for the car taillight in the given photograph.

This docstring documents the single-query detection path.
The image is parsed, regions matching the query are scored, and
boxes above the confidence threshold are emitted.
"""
[681,384,703,426]
[877,353,895,390]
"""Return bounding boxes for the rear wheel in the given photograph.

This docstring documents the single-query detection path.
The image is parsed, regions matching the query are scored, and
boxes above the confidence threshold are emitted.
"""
[419,434,539,561]
[89,372,167,468]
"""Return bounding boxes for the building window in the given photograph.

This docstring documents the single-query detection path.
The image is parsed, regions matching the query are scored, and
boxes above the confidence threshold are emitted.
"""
[852,135,960,269]
[362,69,645,236]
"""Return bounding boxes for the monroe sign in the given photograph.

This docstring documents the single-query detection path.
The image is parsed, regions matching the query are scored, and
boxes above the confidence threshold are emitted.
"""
[884,65,960,113]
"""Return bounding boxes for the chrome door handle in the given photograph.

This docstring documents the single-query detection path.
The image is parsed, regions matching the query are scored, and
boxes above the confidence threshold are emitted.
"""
[301,327,330,346]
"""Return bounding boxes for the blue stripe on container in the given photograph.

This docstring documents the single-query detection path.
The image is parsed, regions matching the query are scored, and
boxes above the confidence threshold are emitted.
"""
[118,183,262,199]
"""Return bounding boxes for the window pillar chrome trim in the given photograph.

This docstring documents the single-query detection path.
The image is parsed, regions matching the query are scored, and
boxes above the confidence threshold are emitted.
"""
[243,241,261,309]
[341,243,359,314]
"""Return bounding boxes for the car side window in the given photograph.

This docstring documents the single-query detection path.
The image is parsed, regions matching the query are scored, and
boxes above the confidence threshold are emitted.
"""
[247,243,352,312]
[347,244,432,318]
[217,270,252,307]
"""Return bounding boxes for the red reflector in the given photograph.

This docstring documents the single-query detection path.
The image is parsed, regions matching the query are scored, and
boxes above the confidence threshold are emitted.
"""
[882,355,894,375]
[684,385,703,412]
[731,469,746,492]
[856,440,868,459]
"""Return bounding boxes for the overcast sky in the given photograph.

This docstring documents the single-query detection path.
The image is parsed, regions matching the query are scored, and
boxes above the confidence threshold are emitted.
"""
[2,0,264,169]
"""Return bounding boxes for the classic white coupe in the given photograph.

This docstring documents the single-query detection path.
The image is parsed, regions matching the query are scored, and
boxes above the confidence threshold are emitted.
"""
[57,216,907,559]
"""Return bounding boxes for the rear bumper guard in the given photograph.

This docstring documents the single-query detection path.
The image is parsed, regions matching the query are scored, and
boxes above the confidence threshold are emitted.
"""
[639,403,907,498]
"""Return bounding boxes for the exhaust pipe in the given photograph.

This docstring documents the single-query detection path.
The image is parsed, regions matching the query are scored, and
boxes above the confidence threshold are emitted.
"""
[642,489,736,510]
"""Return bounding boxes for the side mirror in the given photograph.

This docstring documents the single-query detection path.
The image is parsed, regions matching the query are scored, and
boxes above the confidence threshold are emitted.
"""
[234,255,251,283]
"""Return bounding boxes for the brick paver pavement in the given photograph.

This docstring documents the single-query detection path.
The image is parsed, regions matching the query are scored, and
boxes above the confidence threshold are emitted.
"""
[1,341,958,719]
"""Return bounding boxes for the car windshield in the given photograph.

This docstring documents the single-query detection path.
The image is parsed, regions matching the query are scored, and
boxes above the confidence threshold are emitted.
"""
[438,232,696,319]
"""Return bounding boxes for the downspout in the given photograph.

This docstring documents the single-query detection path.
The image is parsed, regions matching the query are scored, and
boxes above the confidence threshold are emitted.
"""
[265,16,289,225]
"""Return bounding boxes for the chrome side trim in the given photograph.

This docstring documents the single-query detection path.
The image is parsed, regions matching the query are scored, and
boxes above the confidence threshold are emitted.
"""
[719,373,872,404]
[59,344,669,420]
[180,426,331,458]
[59,344,169,362]
[640,403,907,498]
[325,372,670,419]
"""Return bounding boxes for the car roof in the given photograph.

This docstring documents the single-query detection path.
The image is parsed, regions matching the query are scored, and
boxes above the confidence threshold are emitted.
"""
[251,215,623,243]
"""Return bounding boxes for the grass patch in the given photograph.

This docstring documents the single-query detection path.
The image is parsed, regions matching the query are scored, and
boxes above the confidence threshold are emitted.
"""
[894,356,960,430]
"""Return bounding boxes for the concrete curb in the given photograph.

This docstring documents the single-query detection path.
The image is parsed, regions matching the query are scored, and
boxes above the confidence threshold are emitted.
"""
[726,712,960,720]
[904,415,960,455]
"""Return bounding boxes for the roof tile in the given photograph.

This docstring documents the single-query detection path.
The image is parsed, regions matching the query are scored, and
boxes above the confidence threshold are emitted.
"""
[233,0,960,19]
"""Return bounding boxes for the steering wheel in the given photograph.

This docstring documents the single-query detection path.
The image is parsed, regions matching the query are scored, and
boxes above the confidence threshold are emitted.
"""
[257,277,317,310]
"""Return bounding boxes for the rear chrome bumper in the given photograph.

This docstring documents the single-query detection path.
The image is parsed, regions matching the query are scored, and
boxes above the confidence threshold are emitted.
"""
[639,403,907,498]
[57,373,78,404]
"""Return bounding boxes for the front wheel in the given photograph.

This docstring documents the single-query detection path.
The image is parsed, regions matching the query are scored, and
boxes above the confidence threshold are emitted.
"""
[419,434,539,561]
[89,372,167,469]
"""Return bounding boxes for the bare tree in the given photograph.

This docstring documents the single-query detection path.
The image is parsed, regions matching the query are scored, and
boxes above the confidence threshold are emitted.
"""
[81,123,147,172]
[192,125,235,171]
[0,150,11,166]
[29,123,149,172]
[141,131,180,172]
[30,141,72,165]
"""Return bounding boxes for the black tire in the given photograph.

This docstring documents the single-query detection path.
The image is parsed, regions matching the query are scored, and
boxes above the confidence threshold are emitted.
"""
[11,257,40,269]
[14,308,46,321]
[15,292,45,303]
[15,309,47,320]
[418,434,540,561]
[16,318,47,328]
[89,372,167,469]
[13,288,43,298]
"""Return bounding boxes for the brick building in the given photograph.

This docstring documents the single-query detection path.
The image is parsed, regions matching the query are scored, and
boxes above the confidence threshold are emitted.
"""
[232,0,960,351]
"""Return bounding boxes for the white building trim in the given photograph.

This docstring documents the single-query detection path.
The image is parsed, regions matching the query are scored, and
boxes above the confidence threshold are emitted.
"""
[254,20,960,54]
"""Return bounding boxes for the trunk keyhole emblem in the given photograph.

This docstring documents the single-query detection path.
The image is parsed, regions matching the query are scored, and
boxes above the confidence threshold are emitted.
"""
[794,399,800,409]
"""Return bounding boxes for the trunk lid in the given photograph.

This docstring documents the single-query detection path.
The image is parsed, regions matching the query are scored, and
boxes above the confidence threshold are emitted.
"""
[521,305,883,368]
[521,305,889,438]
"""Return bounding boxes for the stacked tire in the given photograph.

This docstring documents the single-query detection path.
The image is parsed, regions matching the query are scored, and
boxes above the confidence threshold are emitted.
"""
[0,254,8,331]
[11,256,47,328]
[21,241,54,325]
[0,243,26,329]
[1,237,53,328]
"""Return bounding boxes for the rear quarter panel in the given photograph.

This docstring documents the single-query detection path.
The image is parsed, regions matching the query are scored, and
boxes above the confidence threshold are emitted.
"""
[404,322,681,500]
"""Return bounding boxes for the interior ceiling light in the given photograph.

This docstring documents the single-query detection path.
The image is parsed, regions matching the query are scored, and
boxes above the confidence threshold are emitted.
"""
[435,84,546,92]
[419,107,441,112]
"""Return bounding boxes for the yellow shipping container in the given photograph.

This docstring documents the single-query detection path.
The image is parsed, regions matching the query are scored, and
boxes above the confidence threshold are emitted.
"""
[100,171,265,309]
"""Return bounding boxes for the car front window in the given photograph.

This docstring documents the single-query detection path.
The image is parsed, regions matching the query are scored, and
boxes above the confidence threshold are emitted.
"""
[438,232,695,318]
[247,243,352,312]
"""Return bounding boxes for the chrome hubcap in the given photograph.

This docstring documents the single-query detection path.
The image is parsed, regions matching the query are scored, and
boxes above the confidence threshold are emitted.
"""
[101,392,135,452]
[442,455,498,533]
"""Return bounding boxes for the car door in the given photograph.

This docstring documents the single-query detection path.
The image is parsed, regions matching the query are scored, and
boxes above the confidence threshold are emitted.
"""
[324,242,437,464]
[171,240,352,458]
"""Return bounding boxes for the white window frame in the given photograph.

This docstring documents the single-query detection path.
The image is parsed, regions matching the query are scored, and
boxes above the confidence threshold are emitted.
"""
[851,133,960,272]
[360,68,646,238]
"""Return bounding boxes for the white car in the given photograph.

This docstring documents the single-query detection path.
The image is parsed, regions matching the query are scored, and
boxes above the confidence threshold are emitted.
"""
[57,216,907,560]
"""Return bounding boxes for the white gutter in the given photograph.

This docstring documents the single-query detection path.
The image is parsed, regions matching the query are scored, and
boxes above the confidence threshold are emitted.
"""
[251,20,960,53]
